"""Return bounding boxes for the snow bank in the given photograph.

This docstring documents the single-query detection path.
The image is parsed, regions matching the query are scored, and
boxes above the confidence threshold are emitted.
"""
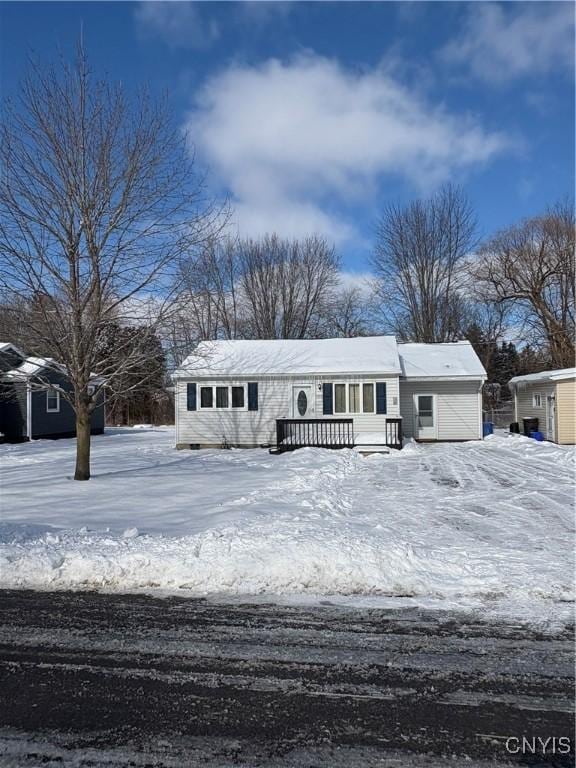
[1,514,572,611]
[0,428,574,627]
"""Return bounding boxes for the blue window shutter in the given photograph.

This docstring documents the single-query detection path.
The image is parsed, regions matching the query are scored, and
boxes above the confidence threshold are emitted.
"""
[248,382,258,411]
[376,382,387,414]
[322,383,333,415]
[186,383,197,411]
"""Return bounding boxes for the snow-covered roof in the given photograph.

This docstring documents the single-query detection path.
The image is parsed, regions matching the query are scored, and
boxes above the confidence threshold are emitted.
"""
[174,337,487,380]
[0,341,108,388]
[398,341,486,379]
[2,356,67,380]
[0,342,25,358]
[2,355,105,384]
[509,367,576,387]
[174,336,402,378]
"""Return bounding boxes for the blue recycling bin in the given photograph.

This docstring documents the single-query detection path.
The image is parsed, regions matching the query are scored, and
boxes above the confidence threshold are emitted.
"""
[530,431,544,442]
[483,422,494,437]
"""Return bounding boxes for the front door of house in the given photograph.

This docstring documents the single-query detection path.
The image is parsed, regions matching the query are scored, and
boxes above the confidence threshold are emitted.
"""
[547,395,556,442]
[414,393,437,440]
[292,385,314,418]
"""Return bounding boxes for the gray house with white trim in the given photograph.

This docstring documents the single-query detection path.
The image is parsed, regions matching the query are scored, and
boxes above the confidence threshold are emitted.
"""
[173,336,486,450]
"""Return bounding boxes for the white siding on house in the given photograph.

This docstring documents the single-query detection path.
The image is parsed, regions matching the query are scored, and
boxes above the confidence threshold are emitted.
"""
[400,380,482,440]
[176,374,400,448]
[314,374,400,432]
[176,376,293,448]
[514,382,555,440]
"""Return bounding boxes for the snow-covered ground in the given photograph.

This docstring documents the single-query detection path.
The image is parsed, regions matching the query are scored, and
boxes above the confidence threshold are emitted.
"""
[0,427,574,627]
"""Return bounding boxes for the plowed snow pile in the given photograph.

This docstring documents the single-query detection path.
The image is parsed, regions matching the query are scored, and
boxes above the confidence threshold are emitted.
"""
[0,427,574,627]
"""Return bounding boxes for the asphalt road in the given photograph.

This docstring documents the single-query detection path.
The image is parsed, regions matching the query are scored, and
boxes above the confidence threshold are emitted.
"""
[0,590,573,767]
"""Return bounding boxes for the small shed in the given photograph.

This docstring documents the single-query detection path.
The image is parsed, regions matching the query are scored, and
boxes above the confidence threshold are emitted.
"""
[508,368,576,445]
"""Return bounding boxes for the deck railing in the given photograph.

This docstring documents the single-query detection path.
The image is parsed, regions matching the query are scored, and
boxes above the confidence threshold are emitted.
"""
[275,418,354,451]
[274,417,403,452]
[382,418,403,451]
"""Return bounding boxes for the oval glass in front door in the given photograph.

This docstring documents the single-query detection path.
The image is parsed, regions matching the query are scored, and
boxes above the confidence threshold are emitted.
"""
[292,385,313,418]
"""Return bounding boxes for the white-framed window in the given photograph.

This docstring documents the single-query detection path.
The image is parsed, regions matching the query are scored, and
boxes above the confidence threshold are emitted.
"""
[200,386,213,409]
[532,393,542,408]
[333,382,376,415]
[231,386,245,408]
[46,389,60,413]
[334,383,346,414]
[362,383,375,413]
[349,383,360,413]
[199,384,247,410]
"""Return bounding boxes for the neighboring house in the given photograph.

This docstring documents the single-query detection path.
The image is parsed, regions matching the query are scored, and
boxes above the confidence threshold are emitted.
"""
[508,368,576,445]
[172,336,486,450]
[0,342,26,374]
[0,343,105,442]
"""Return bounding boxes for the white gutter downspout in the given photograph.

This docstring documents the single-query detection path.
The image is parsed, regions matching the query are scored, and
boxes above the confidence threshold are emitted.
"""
[511,383,518,423]
[174,380,179,448]
[26,382,33,440]
[478,379,484,439]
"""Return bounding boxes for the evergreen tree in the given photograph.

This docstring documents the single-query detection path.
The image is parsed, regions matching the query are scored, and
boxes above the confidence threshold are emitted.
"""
[96,324,168,425]
[491,342,520,398]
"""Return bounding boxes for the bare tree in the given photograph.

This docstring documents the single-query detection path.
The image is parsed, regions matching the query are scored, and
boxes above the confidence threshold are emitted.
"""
[175,237,243,344]
[0,45,221,479]
[471,201,575,368]
[319,286,374,338]
[162,293,219,370]
[162,237,246,371]
[0,293,34,349]
[172,234,340,343]
[238,234,340,339]
[371,185,476,342]
[464,300,511,375]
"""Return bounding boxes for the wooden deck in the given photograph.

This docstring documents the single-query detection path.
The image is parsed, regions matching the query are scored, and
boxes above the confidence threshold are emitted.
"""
[273,418,402,453]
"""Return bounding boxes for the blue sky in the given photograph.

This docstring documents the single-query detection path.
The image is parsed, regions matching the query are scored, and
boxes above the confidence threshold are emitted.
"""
[1,1,574,274]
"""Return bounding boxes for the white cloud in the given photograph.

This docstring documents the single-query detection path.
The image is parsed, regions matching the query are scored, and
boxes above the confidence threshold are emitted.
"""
[442,3,574,84]
[338,270,374,297]
[517,176,535,201]
[185,55,510,245]
[395,1,428,25]
[134,2,219,49]
[134,1,293,49]
[232,196,355,245]
[240,1,294,24]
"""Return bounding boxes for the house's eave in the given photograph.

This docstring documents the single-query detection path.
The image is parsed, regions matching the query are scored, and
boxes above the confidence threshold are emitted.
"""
[1,357,105,384]
[0,342,26,359]
[173,369,403,380]
[401,375,487,382]
[173,370,489,381]
[509,368,576,387]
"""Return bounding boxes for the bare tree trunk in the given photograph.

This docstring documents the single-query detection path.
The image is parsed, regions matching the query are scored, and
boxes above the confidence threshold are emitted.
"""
[74,406,91,481]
